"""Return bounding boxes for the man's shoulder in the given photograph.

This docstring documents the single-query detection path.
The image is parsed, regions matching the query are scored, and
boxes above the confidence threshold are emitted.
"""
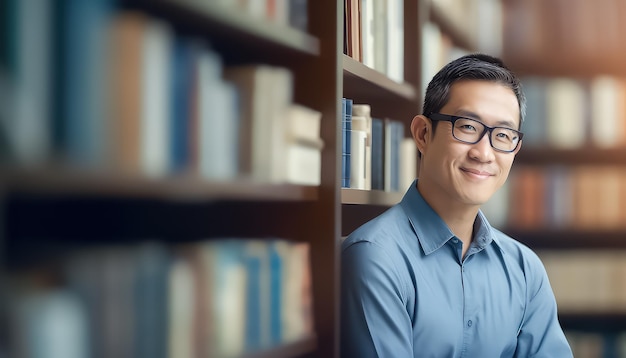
[491,227,545,271]
[342,204,406,252]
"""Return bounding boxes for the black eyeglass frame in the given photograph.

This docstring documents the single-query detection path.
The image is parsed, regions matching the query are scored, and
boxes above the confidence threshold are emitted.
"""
[429,113,524,153]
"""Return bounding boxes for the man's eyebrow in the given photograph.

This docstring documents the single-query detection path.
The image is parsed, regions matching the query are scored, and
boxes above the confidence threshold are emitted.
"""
[454,109,517,129]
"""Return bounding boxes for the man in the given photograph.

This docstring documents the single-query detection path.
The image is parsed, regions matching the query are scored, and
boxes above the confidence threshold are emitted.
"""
[341,54,572,357]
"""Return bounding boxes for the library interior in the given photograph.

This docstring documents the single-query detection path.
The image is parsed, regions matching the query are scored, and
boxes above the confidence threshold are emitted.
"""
[1,0,626,357]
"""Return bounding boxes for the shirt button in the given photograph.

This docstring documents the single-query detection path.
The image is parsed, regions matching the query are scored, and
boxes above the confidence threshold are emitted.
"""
[467,320,473,327]
[452,238,459,244]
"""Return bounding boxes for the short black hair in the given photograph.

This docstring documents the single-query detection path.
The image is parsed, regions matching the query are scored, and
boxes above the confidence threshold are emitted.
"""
[422,53,525,130]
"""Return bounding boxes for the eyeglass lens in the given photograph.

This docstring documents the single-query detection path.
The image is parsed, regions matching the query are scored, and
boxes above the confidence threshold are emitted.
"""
[452,118,520,151]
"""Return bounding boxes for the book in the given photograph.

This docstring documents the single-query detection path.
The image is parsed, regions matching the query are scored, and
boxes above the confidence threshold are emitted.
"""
[352,104,372,190]
[350,118,367,189]
[281,241,315,343]
[283,104,323,185]
[386,0,403,82]
[545,78,586,149]
[59,0,113,168]
[590,76,625,148]
[370,117,384,190]
[141,20,174,177]
[134,242,170,358]
[169,37,201,175]
[10,287,89,358]
[8,0,53,165]
[285,142,322,185]
[167,257,196,358]
[108,12,149,174]
[342,98,353,188]
[384,119,403,192]
[197,50,239,180]
[288,0,308,32]
[285,104,323,147]
[224,65,294,183]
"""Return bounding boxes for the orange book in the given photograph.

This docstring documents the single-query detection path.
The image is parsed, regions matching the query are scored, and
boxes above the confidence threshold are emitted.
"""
[108,12,147,173]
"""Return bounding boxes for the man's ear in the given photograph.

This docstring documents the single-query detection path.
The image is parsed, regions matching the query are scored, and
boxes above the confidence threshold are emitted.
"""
[410,114,432,156]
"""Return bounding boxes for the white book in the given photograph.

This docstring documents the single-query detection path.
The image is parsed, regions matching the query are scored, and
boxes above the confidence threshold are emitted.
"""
[286,142,322,185]
[201,241,247,356]
[386,0,403,82]
[545,78,586,148]
[198,51,239,180]
[141,20,173,177]
[350,117,368,190]
[13,289,89,358]
[421,22,443,94]
[285,104,323,146]
[590,76,624,148]
[361,0,376,69]
[224,66,293,183]
[267,67,294,183]
[353,104,372,190]
[372,0,388,74]
[168,258,195,358]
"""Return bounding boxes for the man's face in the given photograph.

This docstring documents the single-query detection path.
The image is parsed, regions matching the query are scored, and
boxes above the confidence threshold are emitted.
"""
[419,80,521,208]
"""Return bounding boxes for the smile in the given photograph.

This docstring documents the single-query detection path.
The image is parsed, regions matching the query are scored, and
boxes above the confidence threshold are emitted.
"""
[461,167,493,179]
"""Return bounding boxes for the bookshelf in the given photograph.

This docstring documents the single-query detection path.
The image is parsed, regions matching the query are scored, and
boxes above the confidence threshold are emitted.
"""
[0,0,336,357]
[499,0,626,354]
[0,0,511,357]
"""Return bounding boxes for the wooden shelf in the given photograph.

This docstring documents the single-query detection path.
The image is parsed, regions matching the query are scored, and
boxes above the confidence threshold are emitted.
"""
[506,228,626,249]
[343,55,417,102]
[341,189,403,237]
[0,168,318,202]
[516,147,626,166]
[135,0,320,64]
[343,55,419,120]
[341,188,403,206]
[559,313,626,332]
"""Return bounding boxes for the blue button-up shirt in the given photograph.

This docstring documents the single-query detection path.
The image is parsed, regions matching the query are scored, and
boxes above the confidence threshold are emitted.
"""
[341,180,572,357]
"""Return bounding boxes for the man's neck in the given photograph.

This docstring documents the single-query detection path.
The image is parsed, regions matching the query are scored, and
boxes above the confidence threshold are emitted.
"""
[416,181,479,256]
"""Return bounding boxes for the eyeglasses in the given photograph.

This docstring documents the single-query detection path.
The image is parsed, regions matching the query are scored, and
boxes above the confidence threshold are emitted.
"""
[429,113,523,153]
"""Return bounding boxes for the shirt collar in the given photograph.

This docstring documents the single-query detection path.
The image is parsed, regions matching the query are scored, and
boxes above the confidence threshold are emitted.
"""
[400,180,504,255]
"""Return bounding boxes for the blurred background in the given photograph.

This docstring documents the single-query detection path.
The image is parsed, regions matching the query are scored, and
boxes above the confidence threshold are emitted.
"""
[1,0,626,357]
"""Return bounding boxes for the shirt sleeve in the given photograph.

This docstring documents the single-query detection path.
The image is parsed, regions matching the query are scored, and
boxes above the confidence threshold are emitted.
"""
[341,241,413,358]
[514,255,573,358]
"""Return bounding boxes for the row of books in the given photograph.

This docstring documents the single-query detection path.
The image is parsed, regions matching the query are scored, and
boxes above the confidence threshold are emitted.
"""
[420,21,470,94]
[481,165,626,230]
[504,0,623,61]
[5,239,314,358]
[343,0,404,83]
[341,98,416,192]
[430,0,504,54]
[187,0,309,31]
[565,330,626,358]
[538,250,626,314]
[522,76,626,149]
[1,4,323,185]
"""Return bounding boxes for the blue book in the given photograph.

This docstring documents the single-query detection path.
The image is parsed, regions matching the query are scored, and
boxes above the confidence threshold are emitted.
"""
[391,120,404,192]
[268,241,284,345]
[371,117,384,190]
[169,38,198,173]
[61,0,113,167]
[241,240,271,352]
[134,243,170,358]
[342,98,353,188]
